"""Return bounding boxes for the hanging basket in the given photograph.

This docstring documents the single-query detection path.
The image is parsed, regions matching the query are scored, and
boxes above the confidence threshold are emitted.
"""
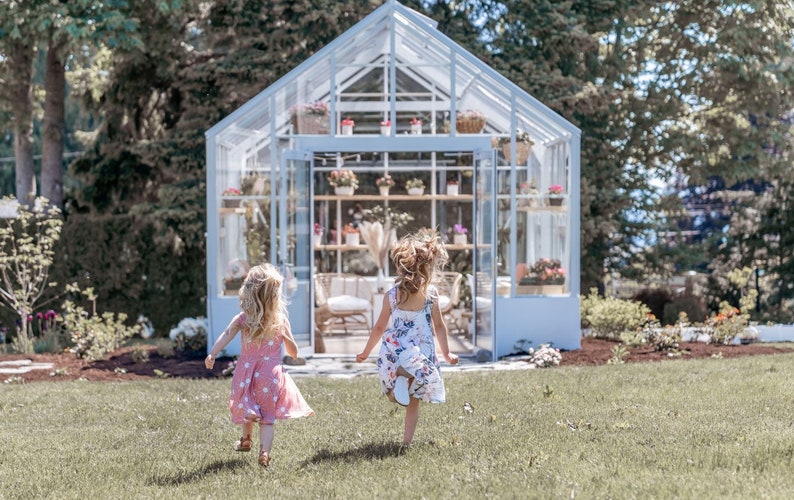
[456,115,486,134]
[291,113,330,134]
[501,141,532,165]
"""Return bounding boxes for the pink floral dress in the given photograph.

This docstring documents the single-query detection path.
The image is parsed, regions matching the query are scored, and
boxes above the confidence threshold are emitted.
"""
[229,315,313,425]
[377,285,446,403]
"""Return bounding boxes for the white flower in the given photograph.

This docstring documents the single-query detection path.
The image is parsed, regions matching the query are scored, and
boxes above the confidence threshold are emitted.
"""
[168,316,209,341]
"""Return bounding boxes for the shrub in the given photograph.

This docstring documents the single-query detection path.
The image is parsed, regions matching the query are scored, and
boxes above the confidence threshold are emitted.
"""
[581,289,650,340]
[169,317,208,356]
[528,344,562,368]
[62,286,141,361]
[131,346,150,364]
[642,314,681,351]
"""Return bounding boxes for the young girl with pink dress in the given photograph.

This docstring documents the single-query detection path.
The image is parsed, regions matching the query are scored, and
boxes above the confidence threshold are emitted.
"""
[205,264,313,467]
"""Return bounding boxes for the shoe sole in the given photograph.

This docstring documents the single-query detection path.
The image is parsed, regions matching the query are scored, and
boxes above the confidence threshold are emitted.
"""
[394,376,410,406]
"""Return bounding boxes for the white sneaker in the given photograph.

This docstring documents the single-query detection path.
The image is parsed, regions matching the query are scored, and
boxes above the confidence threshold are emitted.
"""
[393,376,410,406]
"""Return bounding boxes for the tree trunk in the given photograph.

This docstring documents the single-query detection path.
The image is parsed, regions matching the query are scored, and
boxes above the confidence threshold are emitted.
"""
[42,38,67,208]
[8,39,36,205]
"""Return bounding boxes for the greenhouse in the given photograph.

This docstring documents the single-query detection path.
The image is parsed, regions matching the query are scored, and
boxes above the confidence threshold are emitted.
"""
[205,0,581,359]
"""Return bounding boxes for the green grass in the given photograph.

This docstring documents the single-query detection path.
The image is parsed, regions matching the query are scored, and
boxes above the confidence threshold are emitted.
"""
[3,354,794,499]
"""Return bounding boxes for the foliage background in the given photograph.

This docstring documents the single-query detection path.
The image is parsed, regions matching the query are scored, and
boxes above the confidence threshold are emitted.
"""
[1,0,793,333]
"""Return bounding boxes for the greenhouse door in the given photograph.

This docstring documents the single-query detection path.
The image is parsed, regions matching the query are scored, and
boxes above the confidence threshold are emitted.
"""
[278,152,313,356]
[472,149,495,360]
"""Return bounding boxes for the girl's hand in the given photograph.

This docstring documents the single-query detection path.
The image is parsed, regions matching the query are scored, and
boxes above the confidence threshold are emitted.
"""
[355,352,369,363]
[444,352,459,365]
[205,355,215,370]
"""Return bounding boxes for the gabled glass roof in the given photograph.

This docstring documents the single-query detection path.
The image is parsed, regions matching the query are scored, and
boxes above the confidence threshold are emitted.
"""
[206,0,580,154]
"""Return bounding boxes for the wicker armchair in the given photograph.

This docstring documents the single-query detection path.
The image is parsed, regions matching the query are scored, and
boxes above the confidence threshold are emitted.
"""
[314,273,373,335]
[435,271,463,320]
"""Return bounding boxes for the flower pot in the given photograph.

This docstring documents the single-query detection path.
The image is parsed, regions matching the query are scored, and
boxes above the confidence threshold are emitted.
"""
[341,124,354,135]
[379,186,390,196]
[223,198,241,209]
[291,113,330,134]
[501,141,532,165]
[334,186,355,196]
[407,187,424,196]
[446,183,459,196]
[453,234,467,245]
[410,124,422,135]
[456,115,486,134]
[314,233,324,247]
[345,233,360,246]
[547,196,564,207]
[380,124,391,135]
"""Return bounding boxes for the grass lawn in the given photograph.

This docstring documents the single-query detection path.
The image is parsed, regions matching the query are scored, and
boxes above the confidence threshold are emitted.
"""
[3,353,794,499]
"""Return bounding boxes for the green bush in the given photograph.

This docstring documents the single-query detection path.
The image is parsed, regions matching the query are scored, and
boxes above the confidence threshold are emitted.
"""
[62,297,141,361]
[581,289,650,340]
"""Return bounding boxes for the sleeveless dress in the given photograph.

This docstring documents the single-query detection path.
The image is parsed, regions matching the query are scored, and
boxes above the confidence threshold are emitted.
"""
[228,315,313,425]
[377,285,446,403]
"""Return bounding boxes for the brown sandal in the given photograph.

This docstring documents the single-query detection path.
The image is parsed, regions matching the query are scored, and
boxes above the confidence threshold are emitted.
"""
[234,436,252,452]
[258,450,271,467]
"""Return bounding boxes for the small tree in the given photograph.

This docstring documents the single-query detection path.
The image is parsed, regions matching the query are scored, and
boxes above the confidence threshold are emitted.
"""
[0,196,63,353]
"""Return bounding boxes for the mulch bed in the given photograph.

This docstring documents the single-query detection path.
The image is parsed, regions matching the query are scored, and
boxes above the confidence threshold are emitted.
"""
[1,337,792,384]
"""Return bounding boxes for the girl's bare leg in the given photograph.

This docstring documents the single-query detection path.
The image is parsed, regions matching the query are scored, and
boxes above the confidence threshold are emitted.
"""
[402,397,420,445]
[259,423,275,453]
[242,421,254,440]
[235,422,255,451]
[258,423,275,467]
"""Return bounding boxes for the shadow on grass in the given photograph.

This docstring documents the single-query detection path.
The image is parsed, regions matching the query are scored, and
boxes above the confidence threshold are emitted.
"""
[148,458,248,486]
[302,441,408,465]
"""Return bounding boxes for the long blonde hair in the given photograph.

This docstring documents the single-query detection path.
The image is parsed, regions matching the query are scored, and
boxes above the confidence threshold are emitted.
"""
[391,228,448,305]
[238,264,287,342]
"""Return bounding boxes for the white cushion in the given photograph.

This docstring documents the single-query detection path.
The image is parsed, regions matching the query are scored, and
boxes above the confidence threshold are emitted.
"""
[327,295,371,313]
[475,297,491,311]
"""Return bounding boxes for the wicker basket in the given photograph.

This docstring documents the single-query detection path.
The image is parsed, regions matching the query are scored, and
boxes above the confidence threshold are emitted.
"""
[291,113,330,134]
[501,141,532,165]
[456,115,486,134]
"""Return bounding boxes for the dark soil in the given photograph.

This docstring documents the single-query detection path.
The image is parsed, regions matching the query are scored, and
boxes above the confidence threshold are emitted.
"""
[1,338,792,384]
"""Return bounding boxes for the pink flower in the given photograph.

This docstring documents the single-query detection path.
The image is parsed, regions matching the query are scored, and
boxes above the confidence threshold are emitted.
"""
[548,184,564,195]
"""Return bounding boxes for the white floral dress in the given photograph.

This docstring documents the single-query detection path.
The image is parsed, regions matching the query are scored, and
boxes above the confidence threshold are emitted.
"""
[377,285,446,403]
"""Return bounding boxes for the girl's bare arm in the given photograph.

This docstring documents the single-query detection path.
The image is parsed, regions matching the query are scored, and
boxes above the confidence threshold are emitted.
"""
[280,319,299,358]
[356,294,391,362]
[431,302,459,365]
[205,313,243,369]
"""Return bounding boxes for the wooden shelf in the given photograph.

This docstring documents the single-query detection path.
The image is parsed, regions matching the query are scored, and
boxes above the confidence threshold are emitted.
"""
[315,243,483,251]
[315,194,474,202]
[515,205,567,213]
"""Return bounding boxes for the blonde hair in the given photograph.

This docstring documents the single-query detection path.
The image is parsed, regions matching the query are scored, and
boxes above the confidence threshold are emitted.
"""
[238,264,287,342]
[391,228,448,304]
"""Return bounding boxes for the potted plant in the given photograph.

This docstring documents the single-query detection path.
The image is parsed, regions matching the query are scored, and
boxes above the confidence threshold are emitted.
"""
[406,177,425,195]
[313,223,324,247]
[519,179,540,207]
[340,117,355,136]
[496,129,533,164]
[342,223,360,246]
[456,109,486,134]
[290,101,330,134]
[547,184,564,206]
[222,187,243,208]
[446,179,460,196]
[376,174,395,196]
[380,119,391,135]
[518,258,566,295]
[410,117,423,135]
[451,223,468,245]
[328,169,359,196]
